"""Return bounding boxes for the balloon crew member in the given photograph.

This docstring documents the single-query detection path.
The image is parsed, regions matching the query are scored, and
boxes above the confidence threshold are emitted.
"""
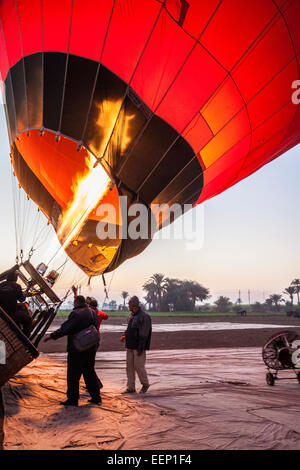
[120,296,152,394]
[44,295,101,406]
[0,271,26,316]
[89,298,109,390]
[89,299,109,332]
[14,302,33,337]
[72,285,92,306]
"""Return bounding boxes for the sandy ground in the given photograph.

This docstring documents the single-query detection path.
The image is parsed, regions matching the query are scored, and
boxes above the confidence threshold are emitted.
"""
[1,315,300,450]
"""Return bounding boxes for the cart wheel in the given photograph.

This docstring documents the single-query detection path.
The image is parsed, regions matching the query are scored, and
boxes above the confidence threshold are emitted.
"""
[297,372,300,384]
[266,372,275,386]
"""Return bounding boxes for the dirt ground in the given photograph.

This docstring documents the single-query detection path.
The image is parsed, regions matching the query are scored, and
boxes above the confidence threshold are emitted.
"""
[40,314,300,353]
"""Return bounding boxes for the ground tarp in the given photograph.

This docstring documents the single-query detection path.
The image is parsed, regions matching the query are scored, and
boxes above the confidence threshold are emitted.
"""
[2,348,300,450]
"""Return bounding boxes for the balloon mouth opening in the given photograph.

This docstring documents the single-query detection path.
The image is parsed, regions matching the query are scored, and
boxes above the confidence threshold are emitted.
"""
[12,129,123,276]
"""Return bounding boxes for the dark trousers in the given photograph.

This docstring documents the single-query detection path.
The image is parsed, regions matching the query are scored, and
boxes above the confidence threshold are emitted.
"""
[67,348,100,403]
[11,310,32,337]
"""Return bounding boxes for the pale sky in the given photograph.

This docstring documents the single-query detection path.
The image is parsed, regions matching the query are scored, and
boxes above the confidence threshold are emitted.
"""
[0,104,299,306]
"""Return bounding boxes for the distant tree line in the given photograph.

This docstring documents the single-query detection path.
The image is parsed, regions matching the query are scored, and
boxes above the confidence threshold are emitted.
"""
[198,278,300,314]
[142,273,210,312]
[140,275,300,314]
[98,276,300,314]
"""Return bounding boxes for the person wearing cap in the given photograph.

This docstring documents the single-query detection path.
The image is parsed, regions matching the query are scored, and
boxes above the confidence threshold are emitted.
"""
[71,286,92,306]
[120,295,152,394]
[0,271,26,317]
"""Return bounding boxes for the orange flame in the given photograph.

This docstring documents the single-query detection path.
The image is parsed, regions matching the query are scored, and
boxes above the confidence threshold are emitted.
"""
[57,98,135,252]
[57,150,110,249]
[89,99,135,157]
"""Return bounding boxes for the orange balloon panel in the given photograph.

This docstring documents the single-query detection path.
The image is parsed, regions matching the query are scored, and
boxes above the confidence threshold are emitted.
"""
[15,131,90,210]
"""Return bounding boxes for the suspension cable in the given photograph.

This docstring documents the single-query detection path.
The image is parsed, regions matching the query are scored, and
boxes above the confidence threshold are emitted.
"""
[10,166,19,263]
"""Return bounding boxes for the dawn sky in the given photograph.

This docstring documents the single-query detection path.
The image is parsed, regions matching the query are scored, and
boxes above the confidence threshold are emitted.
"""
[0,104,299,306]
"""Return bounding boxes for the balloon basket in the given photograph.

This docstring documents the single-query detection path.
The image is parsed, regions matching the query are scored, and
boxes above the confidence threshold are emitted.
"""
[0,307,39,388]
[0,261,63,386]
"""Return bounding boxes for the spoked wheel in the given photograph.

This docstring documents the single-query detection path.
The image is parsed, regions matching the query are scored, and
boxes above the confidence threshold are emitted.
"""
[266,372,275,386]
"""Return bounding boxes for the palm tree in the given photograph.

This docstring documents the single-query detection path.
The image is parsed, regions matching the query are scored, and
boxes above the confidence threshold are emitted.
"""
[143,273,167,311]
[182,280,210,311]
[283,286,296,305]
[142,281,157,311]
[267,294,284,311]
[265,298,273,311]
[150,273,168,311]
[215,296,232,313]
[163,277,182,311]
[121,291,129,307]
[291,279,300,305]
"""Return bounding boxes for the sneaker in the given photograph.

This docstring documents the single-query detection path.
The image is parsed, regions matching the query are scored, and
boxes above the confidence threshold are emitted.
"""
[139,384,150,394]
[88,397,102,405]
[121,388,136,394]
[60,399,78,407]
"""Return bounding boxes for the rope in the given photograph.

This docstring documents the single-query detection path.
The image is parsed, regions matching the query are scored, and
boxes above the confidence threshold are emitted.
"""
[55,257,70,273]
[101,274,109,309]
[30,208,42,249]
[10,166,19,263]
[100,242,121,309]
[46,242,66,266]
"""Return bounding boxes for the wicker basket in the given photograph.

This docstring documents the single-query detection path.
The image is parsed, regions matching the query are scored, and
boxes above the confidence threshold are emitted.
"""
[0,307,39,388]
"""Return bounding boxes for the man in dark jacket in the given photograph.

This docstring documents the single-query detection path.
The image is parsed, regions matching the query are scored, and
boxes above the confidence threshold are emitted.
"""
[44,295,101,406]
[0,271,26,316]
[120,296,152,394]
[0,271,31,336]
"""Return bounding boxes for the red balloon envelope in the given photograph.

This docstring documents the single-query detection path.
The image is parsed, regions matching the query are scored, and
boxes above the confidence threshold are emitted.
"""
[0,0,299,275]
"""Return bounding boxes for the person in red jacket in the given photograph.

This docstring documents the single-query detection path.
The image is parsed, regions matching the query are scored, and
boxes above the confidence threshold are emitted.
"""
[89,298,108,390]
[89,299,109,331]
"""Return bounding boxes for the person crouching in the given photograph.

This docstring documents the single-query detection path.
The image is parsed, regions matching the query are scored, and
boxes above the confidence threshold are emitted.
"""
[44,295,101,406]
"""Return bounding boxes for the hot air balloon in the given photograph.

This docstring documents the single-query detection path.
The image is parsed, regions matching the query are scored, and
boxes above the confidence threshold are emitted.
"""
[0,0,299,278]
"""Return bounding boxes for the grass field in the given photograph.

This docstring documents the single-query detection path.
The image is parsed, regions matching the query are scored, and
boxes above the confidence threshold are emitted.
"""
[56,310,284,318]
